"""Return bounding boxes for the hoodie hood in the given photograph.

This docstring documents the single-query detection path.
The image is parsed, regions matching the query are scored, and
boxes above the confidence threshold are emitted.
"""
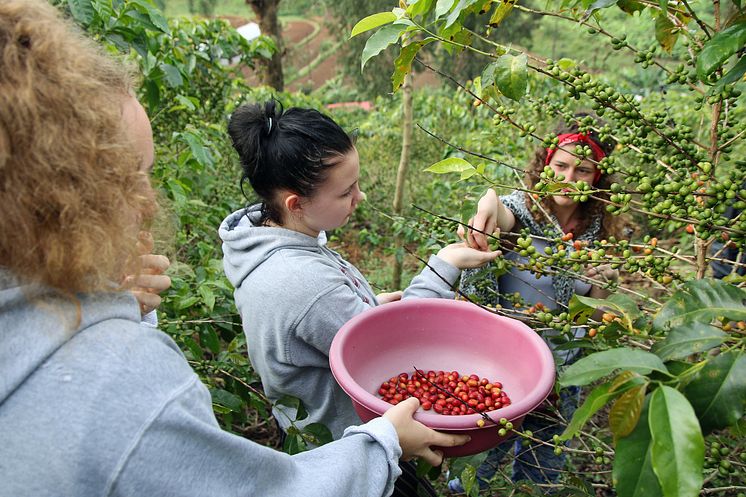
[0,271,140,404]
[219,205,328,290]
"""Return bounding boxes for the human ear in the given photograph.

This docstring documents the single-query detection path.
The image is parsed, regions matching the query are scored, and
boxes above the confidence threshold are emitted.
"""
[283,193,304,215]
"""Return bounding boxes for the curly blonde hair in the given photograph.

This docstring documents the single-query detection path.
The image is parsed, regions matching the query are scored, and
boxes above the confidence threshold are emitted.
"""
[0,0,156,293]
[524,114,627,240]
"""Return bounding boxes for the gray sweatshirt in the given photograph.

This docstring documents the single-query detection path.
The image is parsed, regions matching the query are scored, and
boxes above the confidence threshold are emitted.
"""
[219,205,462,439]
[0,273,402,497]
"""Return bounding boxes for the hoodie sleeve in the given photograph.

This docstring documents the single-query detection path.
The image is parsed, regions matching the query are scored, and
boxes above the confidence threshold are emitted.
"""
[291,281,374,359]
[402,255,461,300]
[109,375,402,497]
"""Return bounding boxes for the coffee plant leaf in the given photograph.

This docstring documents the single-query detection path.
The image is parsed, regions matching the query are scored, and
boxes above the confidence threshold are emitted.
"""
[361,23,405,71]
[407,0,436,17]
[128,0,169,33]
[424,157,475,174]
[488,0,516,27]
[572,293,640,332]
[650,321,727,361]
[560,348,669,387]
[613,397,663,497]
[448,451,489,477]
[435,0,458,19]
[710,55,746,94]
[210,388,243,413]
[648,386,704,497]
[301,422,333,446]
[392,39,435,91]
[282,430,306,455]
[652,279,746,331]
[617,0,646,14]
[350,12,398,38]
[682,350,746,434]
[654,12,678,53]
[67,0,95,25]
[696,22,746,80]
[460,464,479,497]
[561,372,646,440]
[275,395,309,422]
[493,53,527,101]
[609,383,647,440]
[444,0,482,29]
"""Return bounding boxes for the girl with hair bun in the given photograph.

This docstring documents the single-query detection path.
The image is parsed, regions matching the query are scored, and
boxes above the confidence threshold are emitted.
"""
[449,114,627,492]
[220,100,500,497]
[1,3,471,496]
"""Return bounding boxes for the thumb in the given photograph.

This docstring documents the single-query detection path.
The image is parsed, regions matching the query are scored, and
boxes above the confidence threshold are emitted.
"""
[398,396,420,416]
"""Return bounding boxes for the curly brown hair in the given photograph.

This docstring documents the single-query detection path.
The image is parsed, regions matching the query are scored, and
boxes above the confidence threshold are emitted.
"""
[0,0,156,293]
[524,114,627,240]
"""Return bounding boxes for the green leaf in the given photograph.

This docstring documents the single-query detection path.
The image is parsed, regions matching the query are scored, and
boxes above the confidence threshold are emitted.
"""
[128,0,169,33]
[67,0,95,25]
[650,322,727,361]
[159,63,183,88]
[201,326,220,355]
[460,464,479,497]
[435,0,458,19]
[392,40,431,91]
[653,279,746,330]
[571,293,641,331]
[282,430,306,455]
[557,57,577,70]
[682,350,746,433]
[302,422,333,446]
[710,56,746,93]
[655,12,678,53]
[561,371,646,440]
[445,0,481,29]
[648,386,704,497]
[586,0,618,14]
[560,348,669,387]
[198,285,216,311]
[609,383,647,440]
[697,22,746,80]
[350,12,398,38]
[613,397,664,497]
[181,131,214,167]
[361,24,404,71]
[275,395,309,421]
[617,0,646,14]
[488,0,516,27]
[210,388,243,412]
[423,157,475,174]
[408,0,437,17]
[493,54,527,101]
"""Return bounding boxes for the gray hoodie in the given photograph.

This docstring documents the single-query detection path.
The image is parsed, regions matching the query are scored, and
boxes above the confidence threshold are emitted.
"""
[219,205,462,439]
[0,273,402,497]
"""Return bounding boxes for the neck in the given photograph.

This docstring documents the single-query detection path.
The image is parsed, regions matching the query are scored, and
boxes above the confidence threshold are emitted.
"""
[553,203,580,233]
[270,217,320,238]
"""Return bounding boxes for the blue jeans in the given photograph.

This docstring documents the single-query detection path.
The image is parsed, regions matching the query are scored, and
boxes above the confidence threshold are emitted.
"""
[471,387,580,487]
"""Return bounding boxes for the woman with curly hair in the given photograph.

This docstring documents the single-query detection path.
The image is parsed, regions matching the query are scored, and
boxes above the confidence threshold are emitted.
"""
[0,1,468,496]
[449,114,626,492]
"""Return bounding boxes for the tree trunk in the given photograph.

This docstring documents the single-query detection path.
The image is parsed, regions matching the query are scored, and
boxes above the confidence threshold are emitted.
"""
[392,72,414,289]
[246,0,284,91]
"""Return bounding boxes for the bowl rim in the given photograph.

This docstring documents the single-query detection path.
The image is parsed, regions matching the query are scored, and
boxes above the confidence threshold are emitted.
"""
[329,299,557,430]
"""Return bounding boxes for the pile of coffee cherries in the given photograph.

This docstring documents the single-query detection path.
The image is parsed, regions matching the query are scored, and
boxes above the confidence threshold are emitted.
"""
[377,370,511,415]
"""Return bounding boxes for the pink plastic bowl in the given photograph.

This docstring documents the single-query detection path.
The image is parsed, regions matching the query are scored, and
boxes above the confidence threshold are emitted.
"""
[329,298,556,457]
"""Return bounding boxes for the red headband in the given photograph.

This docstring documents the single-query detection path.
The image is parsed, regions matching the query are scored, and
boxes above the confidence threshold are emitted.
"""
[545,133,606,184]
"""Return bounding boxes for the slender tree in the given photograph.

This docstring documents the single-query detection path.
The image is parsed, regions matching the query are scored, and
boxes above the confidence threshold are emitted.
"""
[246,0,284,90]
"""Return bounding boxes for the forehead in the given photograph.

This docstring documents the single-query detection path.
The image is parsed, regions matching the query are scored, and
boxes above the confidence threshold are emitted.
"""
[550,147,595,167]
[121,97,154,170]
[321,148,359,187]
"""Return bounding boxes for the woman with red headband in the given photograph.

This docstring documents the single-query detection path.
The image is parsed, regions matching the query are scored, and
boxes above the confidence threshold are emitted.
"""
[449,114,627,492]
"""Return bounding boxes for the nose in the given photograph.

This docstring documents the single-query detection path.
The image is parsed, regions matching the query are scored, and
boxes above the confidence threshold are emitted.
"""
[352,187,365,207]
[564,168,577,182]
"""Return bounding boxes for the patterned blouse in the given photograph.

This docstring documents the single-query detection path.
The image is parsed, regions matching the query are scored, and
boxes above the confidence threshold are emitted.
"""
[461,190,602,310]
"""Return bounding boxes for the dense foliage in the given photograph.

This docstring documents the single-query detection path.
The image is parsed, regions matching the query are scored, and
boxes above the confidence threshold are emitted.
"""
[354,0,746,495]
[59,0,745,494]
